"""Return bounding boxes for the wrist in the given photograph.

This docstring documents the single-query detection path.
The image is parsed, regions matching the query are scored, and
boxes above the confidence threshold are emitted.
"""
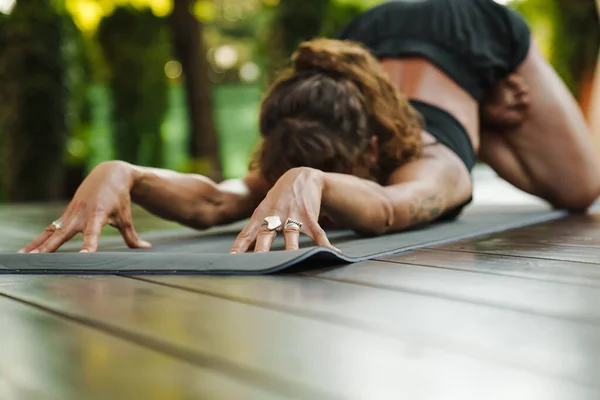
[98,160,140,196]
[319,170,335,212]
[129,165,148,202]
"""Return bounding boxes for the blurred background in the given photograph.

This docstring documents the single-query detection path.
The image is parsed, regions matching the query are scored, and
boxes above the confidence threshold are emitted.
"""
[0,0,598,203]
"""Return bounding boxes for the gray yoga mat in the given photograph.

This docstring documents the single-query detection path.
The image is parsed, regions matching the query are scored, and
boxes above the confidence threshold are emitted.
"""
[0,204,567,275]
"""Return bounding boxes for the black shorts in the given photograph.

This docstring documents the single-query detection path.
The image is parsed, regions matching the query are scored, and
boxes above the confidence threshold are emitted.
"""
[337,0,532,101]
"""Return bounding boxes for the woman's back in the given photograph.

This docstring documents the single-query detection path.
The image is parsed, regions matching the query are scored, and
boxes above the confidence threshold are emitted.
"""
[337,0,531,101]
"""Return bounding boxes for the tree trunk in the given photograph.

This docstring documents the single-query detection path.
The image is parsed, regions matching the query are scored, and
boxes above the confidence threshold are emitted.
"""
[97,7,170,168]
[265,0,331,84]
[170,0,222,181]
[0,0,68,202]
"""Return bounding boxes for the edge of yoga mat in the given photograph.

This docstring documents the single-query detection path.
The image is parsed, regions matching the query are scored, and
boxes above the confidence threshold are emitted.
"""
[0,209,567,275]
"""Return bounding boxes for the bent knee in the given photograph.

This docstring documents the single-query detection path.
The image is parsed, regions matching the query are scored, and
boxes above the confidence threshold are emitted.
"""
[551,177,600,212]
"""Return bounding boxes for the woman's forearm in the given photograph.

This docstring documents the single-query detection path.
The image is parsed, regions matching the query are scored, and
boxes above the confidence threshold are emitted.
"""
[320,167,458,236]
[126,162,266,230]
[128,164,227,229]
[321,172,395,236]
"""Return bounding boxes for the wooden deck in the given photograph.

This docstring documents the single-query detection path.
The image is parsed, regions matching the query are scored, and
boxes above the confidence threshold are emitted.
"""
[1,170,600,399]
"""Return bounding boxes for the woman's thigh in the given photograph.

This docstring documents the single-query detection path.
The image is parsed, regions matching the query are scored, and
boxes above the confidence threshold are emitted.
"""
[479,40,600,209]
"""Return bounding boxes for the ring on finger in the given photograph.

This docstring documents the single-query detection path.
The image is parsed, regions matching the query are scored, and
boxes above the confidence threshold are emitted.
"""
[262,215,283,232]
[284,218,303,231]
[51,220,63,230]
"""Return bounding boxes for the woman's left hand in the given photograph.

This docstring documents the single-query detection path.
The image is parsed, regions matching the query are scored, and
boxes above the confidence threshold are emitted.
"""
[230,167,342,253]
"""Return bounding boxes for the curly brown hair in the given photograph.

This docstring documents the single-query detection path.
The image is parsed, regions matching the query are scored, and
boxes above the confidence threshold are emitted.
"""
[251,38,423,184]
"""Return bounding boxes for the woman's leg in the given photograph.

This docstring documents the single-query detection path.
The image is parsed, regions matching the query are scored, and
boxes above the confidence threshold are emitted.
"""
[479,40,600,211]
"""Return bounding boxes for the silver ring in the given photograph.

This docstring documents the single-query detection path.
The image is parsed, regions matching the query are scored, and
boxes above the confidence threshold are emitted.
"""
[284,218,303,231]
[51,220,63,230]
[262,215,282,232]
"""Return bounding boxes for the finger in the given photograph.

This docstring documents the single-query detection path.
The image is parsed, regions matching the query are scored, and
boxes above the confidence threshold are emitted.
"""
[305,220,341,253]
[254,229,278,253]
[507,74,525,89]
[80,215,108,253]
[283,224,301,251]
[36,218,79,253]
[230,223,262,254]
[20,208,75,253]
[19,227,55,253]
[115,207,151,249]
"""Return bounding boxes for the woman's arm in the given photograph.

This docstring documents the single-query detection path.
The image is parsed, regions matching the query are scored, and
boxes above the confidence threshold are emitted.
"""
[230,145,471,253]
[21,161,269,253]
[130,164,269,229]
[322,146,472,235]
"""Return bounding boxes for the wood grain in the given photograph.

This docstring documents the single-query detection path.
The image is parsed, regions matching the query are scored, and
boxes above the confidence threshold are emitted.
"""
[438,239,600,264]
[0,275,596,399]
[136,272,600,389]
[0,294,281,400]
[380,249,600,286]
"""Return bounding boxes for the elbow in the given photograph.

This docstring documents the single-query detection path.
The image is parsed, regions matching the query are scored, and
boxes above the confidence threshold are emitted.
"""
[354,196,395,237]
[185,204,219,230]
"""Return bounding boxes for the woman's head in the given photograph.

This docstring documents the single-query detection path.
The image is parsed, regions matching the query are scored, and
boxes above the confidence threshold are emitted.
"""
[253,38,423,184]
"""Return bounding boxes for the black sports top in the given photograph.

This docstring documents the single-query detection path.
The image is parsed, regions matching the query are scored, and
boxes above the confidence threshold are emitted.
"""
[409,99,477,170]
[337,0,532,101]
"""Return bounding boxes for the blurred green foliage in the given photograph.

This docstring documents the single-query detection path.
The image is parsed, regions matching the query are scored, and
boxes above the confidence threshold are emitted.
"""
[97,6,170,167]
[320,1,364,38]
[262,0,332,82]
[258,0,370,84]
[514,0,599,97]
[0,0,70,201]
[64,15,93,168]
[0,11,6,200]
[0,0,597,204]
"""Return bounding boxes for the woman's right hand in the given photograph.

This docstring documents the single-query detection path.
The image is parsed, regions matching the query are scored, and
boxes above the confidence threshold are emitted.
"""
[19,161,152,254]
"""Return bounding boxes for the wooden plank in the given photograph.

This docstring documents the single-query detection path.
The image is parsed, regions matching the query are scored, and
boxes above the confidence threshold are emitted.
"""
[438,239,600,264]
[133,273,600,389]
[451,213,600,247]
[0,294,283,400]
[477,228,600,248]
[311,260,600,323]
[0,276,596,399]
[421,213,600,263]
[379,249,600,286]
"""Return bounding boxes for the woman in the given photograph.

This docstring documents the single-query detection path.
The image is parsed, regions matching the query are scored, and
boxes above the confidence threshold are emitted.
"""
[20,0,600,254]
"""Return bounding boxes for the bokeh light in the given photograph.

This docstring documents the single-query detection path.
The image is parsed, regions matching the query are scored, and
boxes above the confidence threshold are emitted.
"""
[164,60,183,79]
[0,0,16,14]
[214,45,239,70]
[239,62,261,82]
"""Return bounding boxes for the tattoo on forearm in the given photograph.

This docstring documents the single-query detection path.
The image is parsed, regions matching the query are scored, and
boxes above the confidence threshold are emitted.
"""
[408,193,444,225]
[408,173,457,225]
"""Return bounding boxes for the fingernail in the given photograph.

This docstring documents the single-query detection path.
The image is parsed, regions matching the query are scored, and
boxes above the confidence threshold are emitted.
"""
[18,249,25,254]
[80,249,88,253]
[230,251,237,254]
[30,250,40,254]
